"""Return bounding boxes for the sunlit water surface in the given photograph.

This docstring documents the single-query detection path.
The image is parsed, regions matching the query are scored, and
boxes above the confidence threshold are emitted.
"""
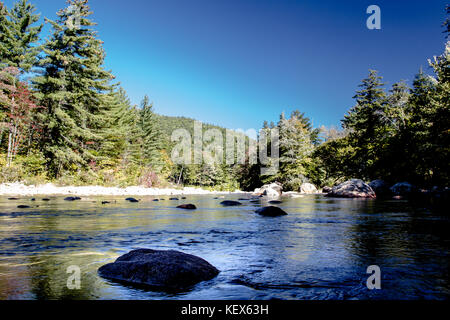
[0,195,448,300]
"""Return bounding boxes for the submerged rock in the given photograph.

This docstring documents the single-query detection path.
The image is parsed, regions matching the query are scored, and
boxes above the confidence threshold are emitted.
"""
[8,197,19,200]
[152,199,159,202]
[268,200,283,204]
[220,200,242,206]
[42,198,50,201]
[98,249,219,290]
[326,179,376,199]
[17,205,31,209]
[255,206,288,217]
[125,197,139,203]
[177,204,197,210]
[64,196,81,201]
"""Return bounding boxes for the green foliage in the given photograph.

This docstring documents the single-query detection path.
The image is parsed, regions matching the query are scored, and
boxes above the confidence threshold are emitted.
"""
[0,0,42,72]
[32,0,115,176]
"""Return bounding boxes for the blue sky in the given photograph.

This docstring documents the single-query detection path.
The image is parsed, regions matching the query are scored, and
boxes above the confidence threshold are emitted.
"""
[4,0,448,131]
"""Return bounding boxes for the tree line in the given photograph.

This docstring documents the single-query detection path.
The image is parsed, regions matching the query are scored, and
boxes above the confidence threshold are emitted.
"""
[0,0,448,191]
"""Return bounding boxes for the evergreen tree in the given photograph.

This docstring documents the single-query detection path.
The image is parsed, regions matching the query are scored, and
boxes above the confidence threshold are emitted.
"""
[0,0,42,72]
[271,111,315,190]
[427,24,450,185]
[96,87,131,163]
[342,70,388,180]
[139,95,163,169]
[33,0,115,176]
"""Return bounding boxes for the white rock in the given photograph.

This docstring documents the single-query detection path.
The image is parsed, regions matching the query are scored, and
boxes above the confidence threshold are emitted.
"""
[300,183,318,194]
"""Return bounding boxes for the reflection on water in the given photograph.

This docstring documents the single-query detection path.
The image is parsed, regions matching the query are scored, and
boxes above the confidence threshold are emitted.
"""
[0,195,448,300]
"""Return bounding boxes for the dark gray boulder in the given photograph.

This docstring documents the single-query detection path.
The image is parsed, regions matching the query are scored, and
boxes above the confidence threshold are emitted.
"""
[17,205,31,209]
[322,186,332,193]
[255,206,288,217]
[390,182,416,198]
[169,197,179,201]
[326,179,376,199]
[64,196,81,201]
[125,197,139,203]
[98,249,219,290]
[369,180,391,197]
[268,200,283,204]
[220,200,242,206]
[177,204,197,210]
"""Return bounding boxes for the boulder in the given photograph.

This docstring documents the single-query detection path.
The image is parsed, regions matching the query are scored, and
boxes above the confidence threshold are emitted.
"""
[177,204,197,210]
[325,179,376,199]
[101,201,110,205]
[169,198,179,201]
[268,200,283,204]
[64,196,81,201]
[369,180,391,197]
[390,182,416,197]
[220,200,242,206]
[322,186,332,193]
[17,205,31,209]
[255,206,288,217]
[299,183,318,194]
[98,249,219,290]
[125,197,139,203]
[254,183,283,198]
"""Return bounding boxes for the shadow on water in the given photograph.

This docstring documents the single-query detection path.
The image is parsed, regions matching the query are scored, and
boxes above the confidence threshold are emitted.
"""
[0,195,448,300]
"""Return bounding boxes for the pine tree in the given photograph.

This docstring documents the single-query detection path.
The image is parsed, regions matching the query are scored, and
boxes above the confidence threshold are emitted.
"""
[273,111,315,190]
[0,0,42,72]
[139,95,163,169]
[96,87,131,163]
[427,15,450,185]
[33,0,115,176]
[342,70,388,180]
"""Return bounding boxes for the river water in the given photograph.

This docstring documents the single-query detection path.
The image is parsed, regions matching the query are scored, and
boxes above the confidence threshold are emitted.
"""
[0,195,448,300]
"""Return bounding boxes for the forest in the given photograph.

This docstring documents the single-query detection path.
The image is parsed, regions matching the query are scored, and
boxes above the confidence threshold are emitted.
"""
[0,0,449,192]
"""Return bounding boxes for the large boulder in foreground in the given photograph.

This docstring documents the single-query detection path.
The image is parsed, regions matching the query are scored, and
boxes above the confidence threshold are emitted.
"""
[326,179,376,199]
[299,183,318,194]
[98,249,219,291]
[255,206,288,217]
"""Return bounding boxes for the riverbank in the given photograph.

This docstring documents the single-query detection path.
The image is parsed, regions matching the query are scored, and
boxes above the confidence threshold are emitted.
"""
[0,182,246,196]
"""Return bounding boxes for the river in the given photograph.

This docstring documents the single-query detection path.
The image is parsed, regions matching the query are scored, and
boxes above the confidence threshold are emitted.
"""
[0,195,448,300]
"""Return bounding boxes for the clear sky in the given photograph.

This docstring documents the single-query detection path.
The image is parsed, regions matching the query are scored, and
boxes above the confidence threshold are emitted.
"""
[4,0,448,131]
